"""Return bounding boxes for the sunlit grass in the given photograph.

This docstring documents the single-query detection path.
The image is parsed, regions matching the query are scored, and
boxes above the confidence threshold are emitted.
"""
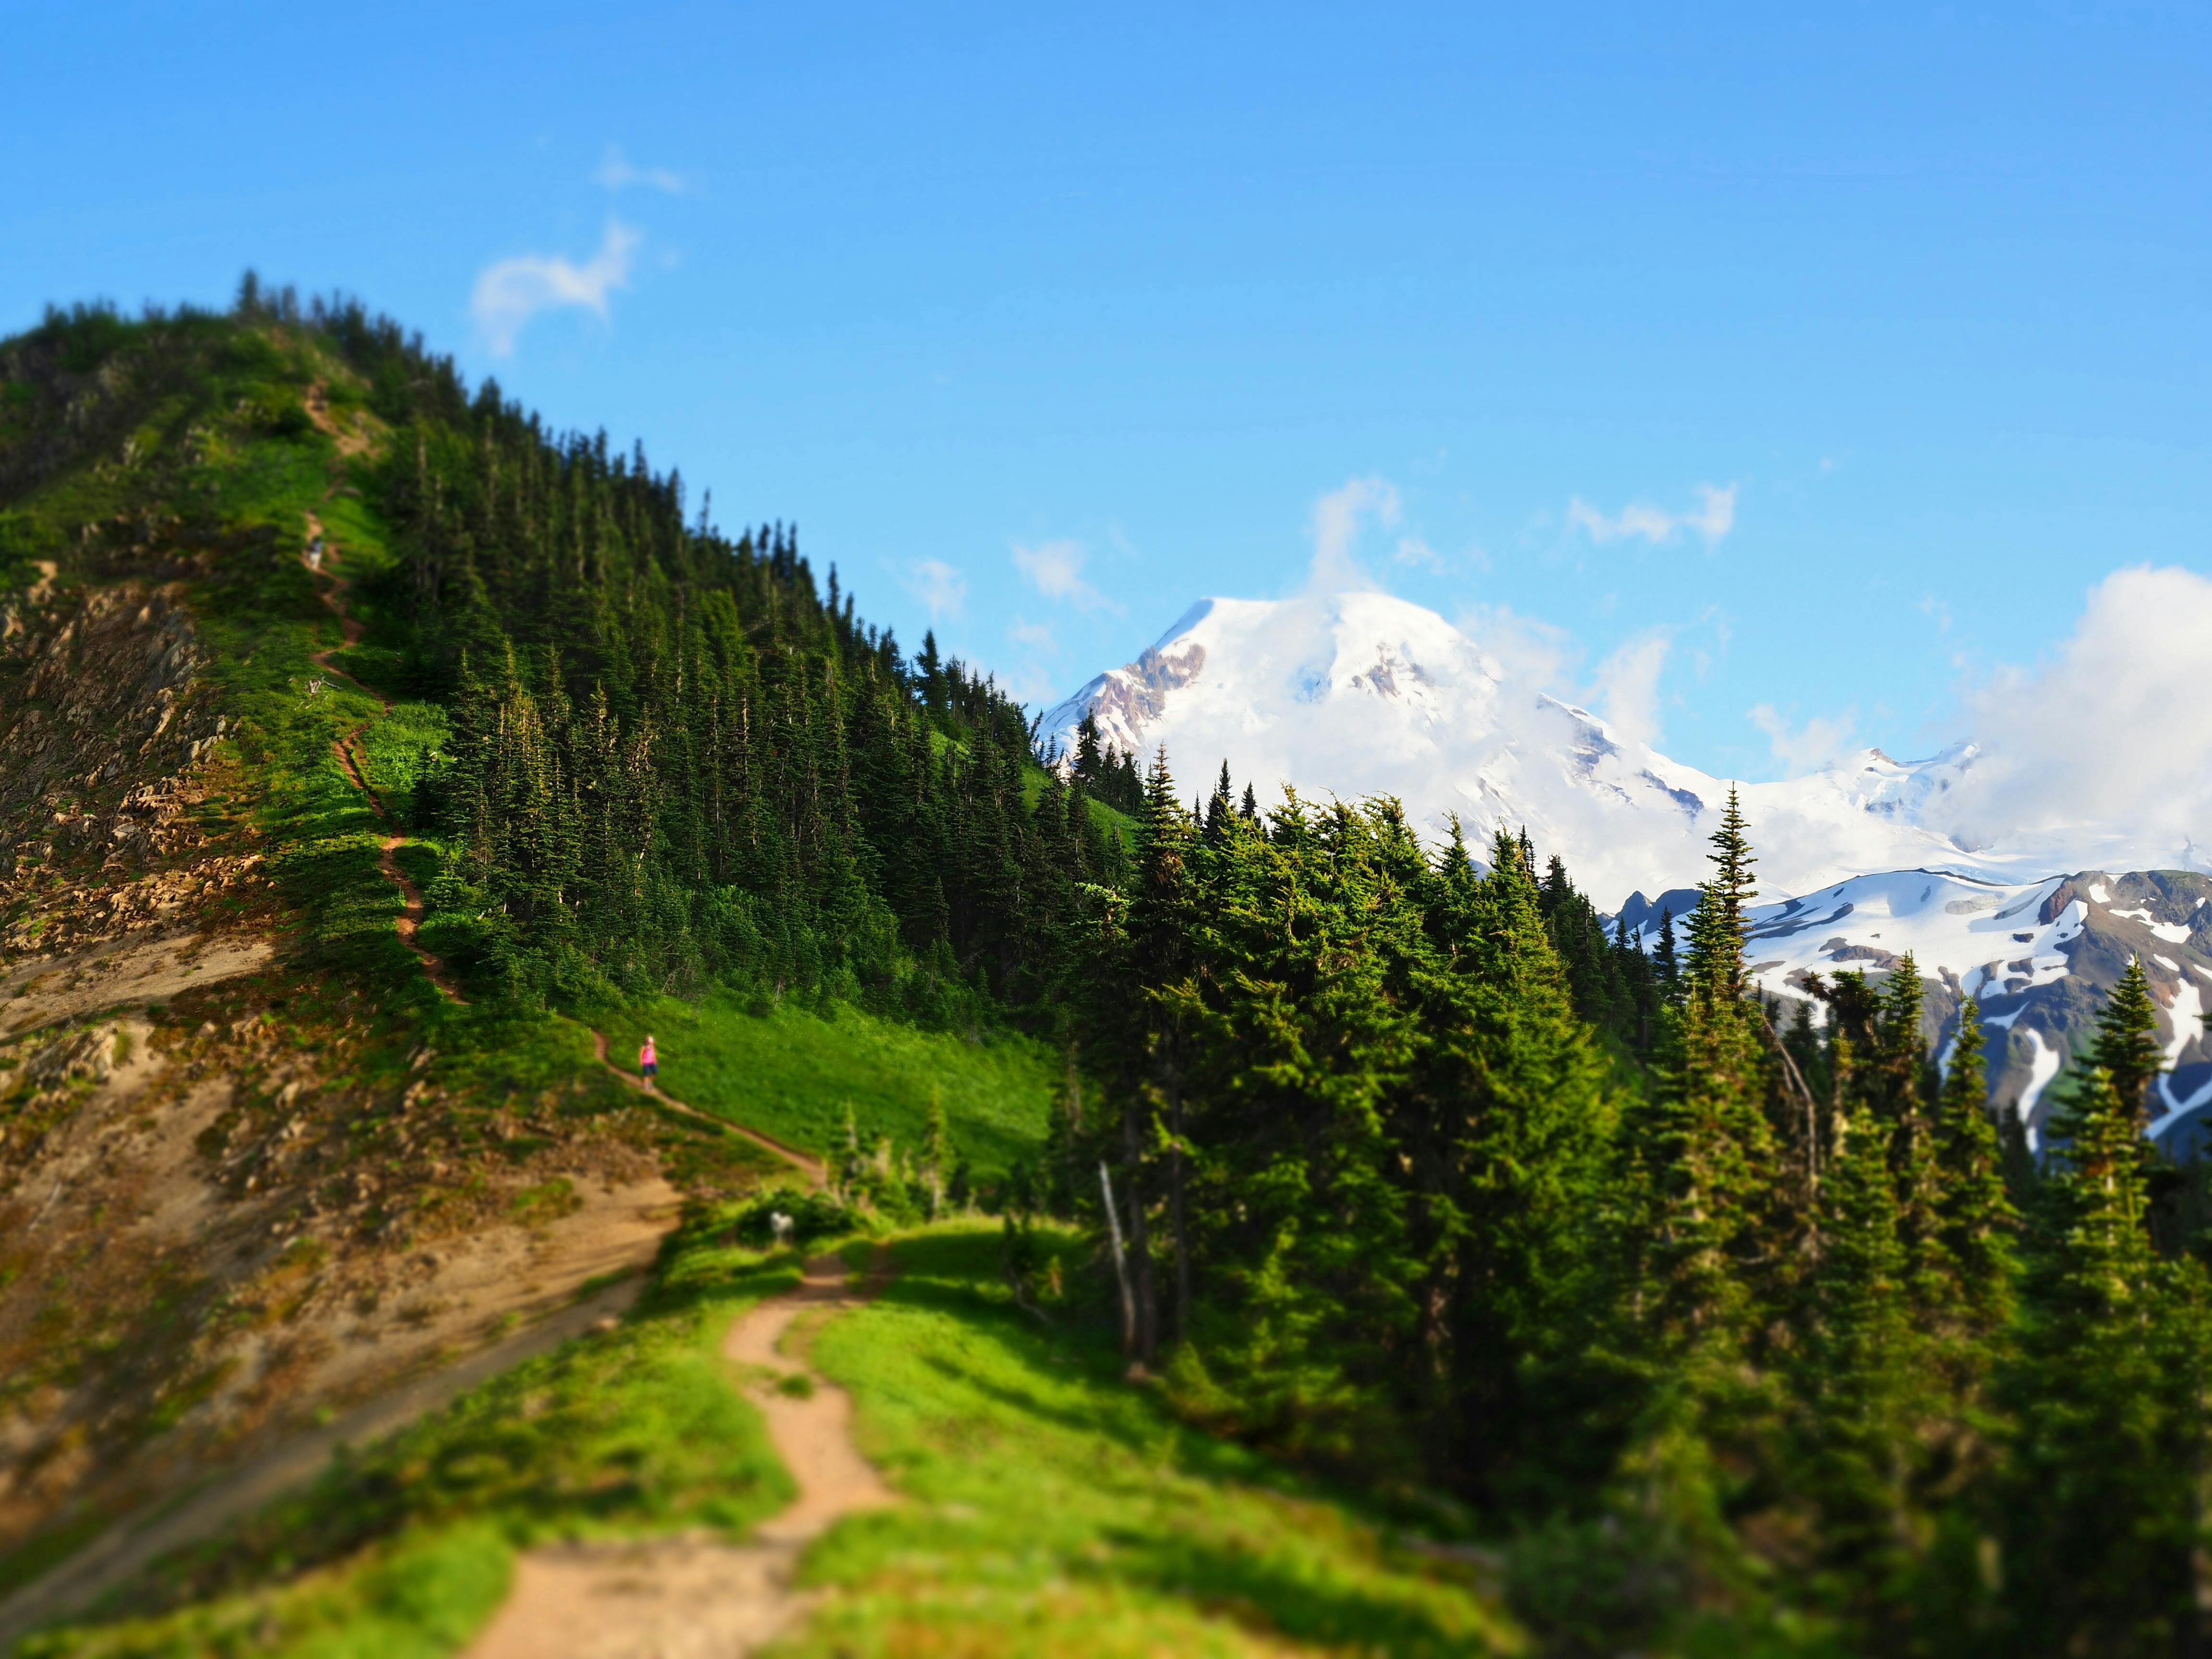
[598,994,1059,1177]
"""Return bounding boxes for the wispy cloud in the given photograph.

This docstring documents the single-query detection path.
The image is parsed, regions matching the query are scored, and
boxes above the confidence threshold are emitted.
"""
[1749,702,1860,774]
[1592,629,1673,749]
[902,558,967,621]
[1009,617,1058,652]
[472,220,639,356]
[1013,539,1121,614]
[1393,534,1443,572]
[1568,483,1738,548]
[593,145,689,194]
[1307,476,1400,592]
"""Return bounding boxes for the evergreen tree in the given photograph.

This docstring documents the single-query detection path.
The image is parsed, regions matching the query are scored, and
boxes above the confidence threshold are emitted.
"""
[2002,974,2196,1654]
[1606,795,1785,1601]
[1797,1093,1923,1623]
[2095,954,2164,1123]
[1927,1004,2019,1347]
[1413,826,1614,1506]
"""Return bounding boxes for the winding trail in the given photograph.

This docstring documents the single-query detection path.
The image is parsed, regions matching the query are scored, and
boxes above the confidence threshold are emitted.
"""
[465,1248,897,1659]
[301,514,467,1003]
[586,1028,827,1189]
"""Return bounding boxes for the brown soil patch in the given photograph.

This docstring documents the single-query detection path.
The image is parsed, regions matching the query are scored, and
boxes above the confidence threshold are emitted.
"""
[301,381,374,458]
[0,1272,653,1649]
[0,930,274,1040]
[465,1249,894,1659]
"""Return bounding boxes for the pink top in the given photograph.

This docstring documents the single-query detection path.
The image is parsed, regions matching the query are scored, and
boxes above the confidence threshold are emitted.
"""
[639,1038,656,1068]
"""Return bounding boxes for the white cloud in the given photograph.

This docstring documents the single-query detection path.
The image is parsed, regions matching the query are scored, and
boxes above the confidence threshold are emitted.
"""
[1460,602,1576,693]
[1592,629,1673,749]
[1013,539,1121,614]
[1307,476,1400,592]
[1942,565,2212,856]
[902,558,967,621]
[1009,617,1058,652]
[1568,483,1738,548]
[1749,702,1860,774]
[472,220,639,356]
[593,145,688,194]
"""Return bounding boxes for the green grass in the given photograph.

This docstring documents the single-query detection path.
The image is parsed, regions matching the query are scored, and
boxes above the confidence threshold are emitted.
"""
[17,1219,804,1658]
[598,994,1060,1177]
[353,701,449,829]
[1021,762,1137,842]
[779,1223,1525,1658]
[14,1524,513,1659]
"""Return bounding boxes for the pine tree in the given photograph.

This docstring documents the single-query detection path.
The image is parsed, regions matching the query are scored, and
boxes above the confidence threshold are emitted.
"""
[1606,798,1784,1593]
[2001,971,2195,1653]
[1928,1003,2019,1345]
[1397,825,1615,1506]
[1798,1094,1923,1619]
[2095,954,2164,1123]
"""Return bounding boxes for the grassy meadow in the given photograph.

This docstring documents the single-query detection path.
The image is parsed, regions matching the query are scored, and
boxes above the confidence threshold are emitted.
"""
[595,994,1062,1177]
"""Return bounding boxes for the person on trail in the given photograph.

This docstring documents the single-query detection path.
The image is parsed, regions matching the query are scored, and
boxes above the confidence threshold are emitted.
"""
[640,1034,658,1083]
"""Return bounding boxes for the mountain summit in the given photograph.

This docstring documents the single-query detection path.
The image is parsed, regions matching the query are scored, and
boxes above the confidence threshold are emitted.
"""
[1042,589,2198,903]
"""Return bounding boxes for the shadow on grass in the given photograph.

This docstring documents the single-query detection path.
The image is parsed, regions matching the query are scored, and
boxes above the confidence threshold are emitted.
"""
[1097,1529,1500,1659]
[873,1229,1257,1467]
[833,1226,1513,1658]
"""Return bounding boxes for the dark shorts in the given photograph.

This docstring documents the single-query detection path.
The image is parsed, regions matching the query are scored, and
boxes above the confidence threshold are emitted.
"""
[642,1062,658,1078]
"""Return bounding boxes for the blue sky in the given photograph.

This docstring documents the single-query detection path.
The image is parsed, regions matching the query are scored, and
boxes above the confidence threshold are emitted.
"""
[6,1,2206,782]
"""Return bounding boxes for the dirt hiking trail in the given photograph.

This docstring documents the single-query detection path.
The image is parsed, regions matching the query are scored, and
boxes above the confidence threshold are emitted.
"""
[466,1247,897,1659]
[300,514,467,1004]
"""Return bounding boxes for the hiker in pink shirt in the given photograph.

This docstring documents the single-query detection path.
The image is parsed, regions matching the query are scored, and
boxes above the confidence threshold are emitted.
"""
[639,1034,658,1082]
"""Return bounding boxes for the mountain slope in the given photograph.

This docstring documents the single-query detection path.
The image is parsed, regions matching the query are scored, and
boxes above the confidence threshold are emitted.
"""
[1711,866,2212,1141]
[0,297,1070,1616]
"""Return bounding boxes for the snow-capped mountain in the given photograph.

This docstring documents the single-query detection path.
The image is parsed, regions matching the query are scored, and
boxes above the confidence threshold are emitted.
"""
[1041,590,2210,905]
[1043,590,2212,1129]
